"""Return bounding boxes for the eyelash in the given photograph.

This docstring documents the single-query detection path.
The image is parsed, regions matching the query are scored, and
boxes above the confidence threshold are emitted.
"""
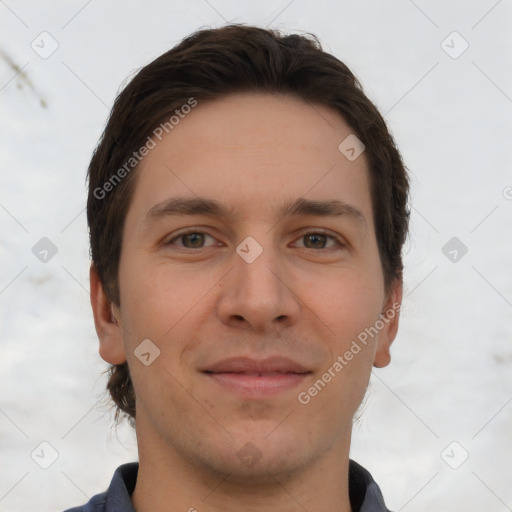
[166,229,345,251]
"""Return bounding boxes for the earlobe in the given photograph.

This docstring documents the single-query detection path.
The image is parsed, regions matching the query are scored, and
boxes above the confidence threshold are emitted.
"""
[90,264,127,364]
[373,278,403,368]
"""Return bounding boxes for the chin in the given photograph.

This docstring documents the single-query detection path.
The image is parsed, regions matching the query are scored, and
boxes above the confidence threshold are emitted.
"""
[192,428,319,485]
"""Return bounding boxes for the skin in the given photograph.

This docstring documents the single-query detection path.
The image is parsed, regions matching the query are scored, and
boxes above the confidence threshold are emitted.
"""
[91,92,402,512]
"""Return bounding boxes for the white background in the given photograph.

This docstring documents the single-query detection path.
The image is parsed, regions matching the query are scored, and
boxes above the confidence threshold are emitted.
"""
[1,1,511,511]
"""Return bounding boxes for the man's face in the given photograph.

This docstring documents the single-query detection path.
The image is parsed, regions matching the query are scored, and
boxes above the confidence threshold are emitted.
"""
[96,93,401,480]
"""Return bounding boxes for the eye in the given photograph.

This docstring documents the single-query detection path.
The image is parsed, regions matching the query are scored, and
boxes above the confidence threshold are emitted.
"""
[165,229,344,251]
[167,230,217,249]
[293,231,344,250]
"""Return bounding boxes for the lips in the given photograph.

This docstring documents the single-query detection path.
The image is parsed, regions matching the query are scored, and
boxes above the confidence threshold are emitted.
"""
[202,356,310,375]
[201,356,311,397]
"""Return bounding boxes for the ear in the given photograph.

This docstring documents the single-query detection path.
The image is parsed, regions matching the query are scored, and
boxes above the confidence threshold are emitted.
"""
[373,278,403,368]
[90,264,126,364]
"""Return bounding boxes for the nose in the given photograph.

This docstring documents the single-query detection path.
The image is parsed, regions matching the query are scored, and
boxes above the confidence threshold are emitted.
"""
[216,238,301,333]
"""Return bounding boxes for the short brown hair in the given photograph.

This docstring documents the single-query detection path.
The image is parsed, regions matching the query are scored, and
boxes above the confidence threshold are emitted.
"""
[87,24,410,423]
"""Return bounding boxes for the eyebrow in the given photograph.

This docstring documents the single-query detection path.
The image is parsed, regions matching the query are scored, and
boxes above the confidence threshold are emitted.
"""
[145,196,367,228]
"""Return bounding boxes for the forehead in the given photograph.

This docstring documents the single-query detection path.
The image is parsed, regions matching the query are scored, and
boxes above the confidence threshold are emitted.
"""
[155,93,360,168]
[129,92,372,225]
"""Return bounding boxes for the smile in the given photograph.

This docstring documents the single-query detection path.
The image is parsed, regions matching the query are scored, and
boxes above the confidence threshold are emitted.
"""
[201,356,312,398]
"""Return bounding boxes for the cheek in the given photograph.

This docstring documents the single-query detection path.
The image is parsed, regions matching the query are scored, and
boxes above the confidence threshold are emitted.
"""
[315,267,384,343]
[315,264,385,399]
[117,257,223,367]
[119,259,192,332]
[117,261,209,411]
[303,282,379,419]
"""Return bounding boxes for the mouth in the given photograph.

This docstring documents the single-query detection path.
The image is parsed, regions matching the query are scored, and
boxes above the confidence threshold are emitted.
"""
[201,356,312,398]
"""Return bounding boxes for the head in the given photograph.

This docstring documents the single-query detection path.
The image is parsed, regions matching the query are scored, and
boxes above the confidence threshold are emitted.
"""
[88,24,409,478]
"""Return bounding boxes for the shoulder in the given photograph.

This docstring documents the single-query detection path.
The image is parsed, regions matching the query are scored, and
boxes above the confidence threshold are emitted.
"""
[349,459,394,512]
[61,463,138,512]
[62,493,108,512]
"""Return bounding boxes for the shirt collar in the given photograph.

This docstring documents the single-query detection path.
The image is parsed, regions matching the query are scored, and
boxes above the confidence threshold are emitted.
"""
[88,459,392,512]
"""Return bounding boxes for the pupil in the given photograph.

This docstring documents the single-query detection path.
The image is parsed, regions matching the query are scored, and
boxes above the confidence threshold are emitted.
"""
[185,233,203,247]
[306,234,325,248]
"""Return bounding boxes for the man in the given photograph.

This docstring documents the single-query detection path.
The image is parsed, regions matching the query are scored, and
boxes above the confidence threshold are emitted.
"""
[68,23,409,512]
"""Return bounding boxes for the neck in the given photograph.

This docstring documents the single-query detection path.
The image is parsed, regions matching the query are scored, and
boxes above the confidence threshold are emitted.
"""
[131,422,353,512]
